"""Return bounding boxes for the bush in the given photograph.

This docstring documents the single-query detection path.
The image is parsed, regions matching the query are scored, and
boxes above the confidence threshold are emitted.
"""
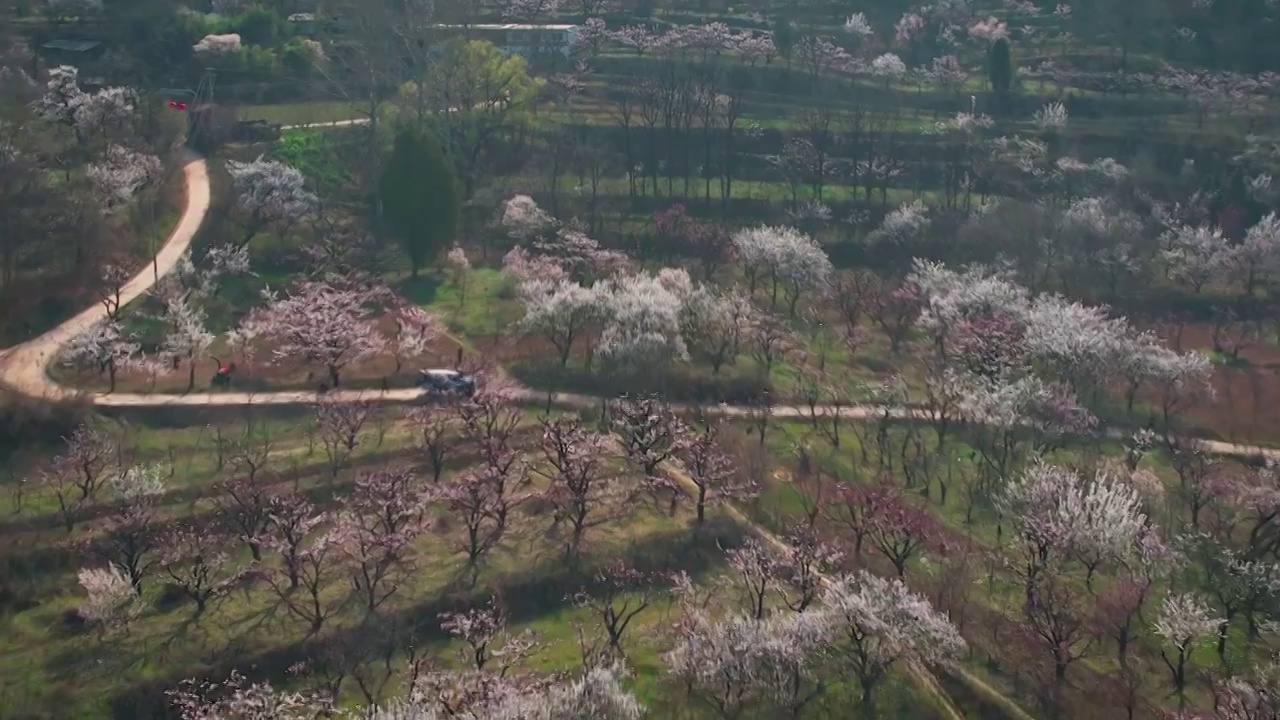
[0,390,89,464]
[281,37,320,76]
[236,7,282,46]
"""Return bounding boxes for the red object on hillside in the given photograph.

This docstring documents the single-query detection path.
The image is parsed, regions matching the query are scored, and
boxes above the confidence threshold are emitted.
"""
[168,101,187,110]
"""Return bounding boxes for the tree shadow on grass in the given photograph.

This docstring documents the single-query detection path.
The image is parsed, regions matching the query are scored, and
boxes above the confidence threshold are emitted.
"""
[108,517,746,717]
[396,273,443,307]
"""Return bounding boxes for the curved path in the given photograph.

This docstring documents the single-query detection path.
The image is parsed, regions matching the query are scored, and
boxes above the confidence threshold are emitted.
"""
[0,149,210,404]
[1,134,1265,720]
[1,142,1276,474]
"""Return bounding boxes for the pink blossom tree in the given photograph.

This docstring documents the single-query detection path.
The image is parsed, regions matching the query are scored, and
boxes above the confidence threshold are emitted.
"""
[331,469,431,611]
[42,424,114,531]
[726,537,782,621]
[389,302,444,376]
[868,488,940,578]
[611,395,689,491]
[572,561,667,659]
[439,594,539,674]
[448,389,533,571]
[238,280,387,388]
[777,524,843,613]
[214,472,273,562]
[265,492,321,591]
[270,523,341,634]
[406,402,457,483]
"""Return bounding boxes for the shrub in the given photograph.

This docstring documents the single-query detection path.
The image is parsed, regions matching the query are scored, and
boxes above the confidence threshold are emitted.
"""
[235,7,281,46]
[0,390,89,463]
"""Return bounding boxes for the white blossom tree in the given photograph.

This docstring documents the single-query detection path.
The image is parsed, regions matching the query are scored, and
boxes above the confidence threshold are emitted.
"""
[869,200,931,245]
[390,303,444,375]
[87,144,162,208]
[1161,224,1234,294]
[680,286,756,374]
[731,225,832,314]
[76,564,141,635]
[516,279,602,367]
[870,53,909,88]
[363,663,643,719]
[34,65,136,144]
[225,157,317,247]
[500,193,555,242]
[594,271,689,371]
[237,281,387,387]
[445,245,471,303]
[169,670,332,720]
[193,33,243,56]
[62,319,140,392]
[1235,212,1280,295]
[665,605,829,719]
[1033,101,1069,131]
[1154,592,1222,703]
[999,462,1147,598]
[820,571,966,709]
[159,296,214,391]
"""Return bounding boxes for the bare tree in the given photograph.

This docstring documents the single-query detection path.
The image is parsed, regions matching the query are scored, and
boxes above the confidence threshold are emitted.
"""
[439,594,539,676]
[266,492,320,591]
[408,403,458,483]
[611,395,690,490]
[159,521,242,616]
[679,422,757,527]
[315,399,375,476]
[538,417,626,562]
[572,562,666,659]
[214,439,274,561]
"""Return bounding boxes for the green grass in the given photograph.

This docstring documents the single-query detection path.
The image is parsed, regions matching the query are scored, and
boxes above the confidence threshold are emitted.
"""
[237,101,370,126]
[404,267,521,341]
[0,409,755,718]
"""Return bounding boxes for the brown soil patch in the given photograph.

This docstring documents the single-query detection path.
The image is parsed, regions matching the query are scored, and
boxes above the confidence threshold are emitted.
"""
[1144,321,1280,445]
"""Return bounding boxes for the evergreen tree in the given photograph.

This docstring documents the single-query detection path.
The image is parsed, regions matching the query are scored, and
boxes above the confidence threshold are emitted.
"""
[379,127,461,278]
[988,38,1013,96]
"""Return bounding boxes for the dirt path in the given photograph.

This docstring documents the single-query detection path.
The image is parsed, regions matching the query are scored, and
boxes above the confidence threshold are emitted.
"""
[2,133,1276,477]
[0,150,210,403]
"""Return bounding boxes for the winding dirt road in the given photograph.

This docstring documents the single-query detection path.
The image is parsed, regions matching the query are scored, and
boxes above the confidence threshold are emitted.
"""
[0,149,210,404]
[3,133,1272,720]
[1,143,1276,473]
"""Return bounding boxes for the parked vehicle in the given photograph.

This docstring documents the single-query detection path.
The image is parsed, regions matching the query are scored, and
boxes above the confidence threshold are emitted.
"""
[418,369,476,398]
